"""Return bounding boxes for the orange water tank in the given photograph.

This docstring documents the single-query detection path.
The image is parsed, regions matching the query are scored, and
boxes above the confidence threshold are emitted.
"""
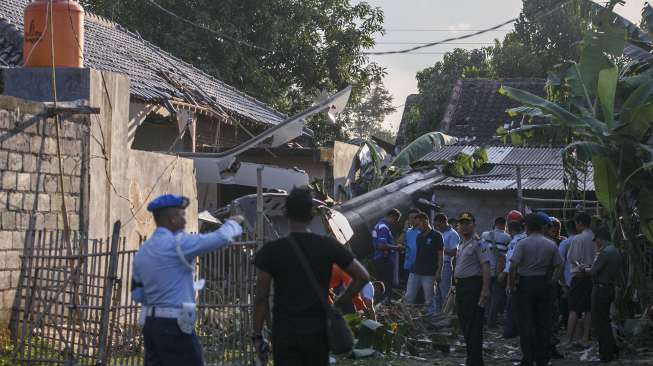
[23,0,85,68]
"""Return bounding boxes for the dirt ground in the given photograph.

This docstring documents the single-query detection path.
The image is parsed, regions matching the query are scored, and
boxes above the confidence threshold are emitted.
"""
[333,327,653,366]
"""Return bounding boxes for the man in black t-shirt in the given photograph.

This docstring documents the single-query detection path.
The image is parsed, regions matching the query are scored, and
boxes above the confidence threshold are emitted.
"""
[253,188,369,366]
[404,212,443,312]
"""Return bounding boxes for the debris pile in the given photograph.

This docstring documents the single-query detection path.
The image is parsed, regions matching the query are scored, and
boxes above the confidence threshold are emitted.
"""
[339,302,653,365]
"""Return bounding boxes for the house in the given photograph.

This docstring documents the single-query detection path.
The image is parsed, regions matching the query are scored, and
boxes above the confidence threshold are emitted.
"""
[0,0,347,211]
[420,145,596,231]
[439,78,547,144]
[396,79,547,147]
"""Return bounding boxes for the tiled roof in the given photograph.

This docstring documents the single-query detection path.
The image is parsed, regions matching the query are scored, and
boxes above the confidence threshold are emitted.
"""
[0,18,21,66]
[421,145,594,191]
[0,0,285,126]
[440,78,547,144]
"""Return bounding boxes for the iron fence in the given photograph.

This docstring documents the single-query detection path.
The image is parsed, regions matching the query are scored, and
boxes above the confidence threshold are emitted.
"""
[12,224,259,366]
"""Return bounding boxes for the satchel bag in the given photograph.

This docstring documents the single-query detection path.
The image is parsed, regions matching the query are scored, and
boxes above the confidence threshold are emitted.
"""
[287,234,354,355]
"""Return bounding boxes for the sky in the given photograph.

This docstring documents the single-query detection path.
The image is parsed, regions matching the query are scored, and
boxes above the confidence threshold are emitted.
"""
[357,0,646,133]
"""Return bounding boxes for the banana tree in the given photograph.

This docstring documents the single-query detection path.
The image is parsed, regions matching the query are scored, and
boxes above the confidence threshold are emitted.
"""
[499,18,653,313]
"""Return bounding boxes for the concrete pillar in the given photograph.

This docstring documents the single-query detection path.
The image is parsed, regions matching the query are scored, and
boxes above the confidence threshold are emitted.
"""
[3,68,131,240]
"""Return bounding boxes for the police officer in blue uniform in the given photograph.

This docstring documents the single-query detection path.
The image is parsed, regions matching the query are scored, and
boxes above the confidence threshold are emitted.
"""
[454,212,491,366]
[132,194,243,366]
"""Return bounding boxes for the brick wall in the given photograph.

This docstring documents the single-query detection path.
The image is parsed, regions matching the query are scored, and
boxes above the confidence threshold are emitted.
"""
[0,103,88,325]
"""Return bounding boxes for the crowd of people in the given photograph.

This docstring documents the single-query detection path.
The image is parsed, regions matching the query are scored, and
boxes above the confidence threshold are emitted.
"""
[369,207,622,366]
[131,189,622,366]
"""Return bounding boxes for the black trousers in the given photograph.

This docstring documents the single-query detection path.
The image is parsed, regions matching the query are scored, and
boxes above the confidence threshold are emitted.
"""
[456,276,485,366]
[273,332,329,366]
[143,317,203,366]
[374,257,394,301]
[503,293,519,338]
[514,276,553,366]
[488,276,506,327]
[592,284,618,362]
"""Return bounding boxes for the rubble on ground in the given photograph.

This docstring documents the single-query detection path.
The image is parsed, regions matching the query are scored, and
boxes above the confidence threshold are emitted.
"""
[338,301,653,365]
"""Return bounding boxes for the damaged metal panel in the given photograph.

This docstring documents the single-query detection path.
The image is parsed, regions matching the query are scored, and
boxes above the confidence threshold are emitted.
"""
[192,160,308,191]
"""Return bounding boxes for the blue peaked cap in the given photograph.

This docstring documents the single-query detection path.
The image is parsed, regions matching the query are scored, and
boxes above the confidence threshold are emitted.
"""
[147,194,190,212]
[535,211,552,226]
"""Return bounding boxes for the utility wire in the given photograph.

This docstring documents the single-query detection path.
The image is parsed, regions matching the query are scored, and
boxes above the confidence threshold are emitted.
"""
[384,28,512,32]
[364,19,515,55]
[364,0,574,55]
[144,0,273,53]
[375,41,495,45]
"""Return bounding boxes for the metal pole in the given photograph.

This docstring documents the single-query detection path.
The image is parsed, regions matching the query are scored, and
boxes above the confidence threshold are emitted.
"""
[516,166,524,212]
[256,166,264,246]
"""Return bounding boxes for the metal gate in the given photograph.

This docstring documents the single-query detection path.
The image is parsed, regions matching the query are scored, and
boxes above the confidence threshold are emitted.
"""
[12,223,259,366]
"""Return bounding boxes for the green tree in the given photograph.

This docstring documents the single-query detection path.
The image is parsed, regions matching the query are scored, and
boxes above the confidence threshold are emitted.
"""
[501,15,653,313]
[512,0,591,72]
[347,81,396,139]
[82,0,385,144]
[489,33,544,78]
[403,0,594,143]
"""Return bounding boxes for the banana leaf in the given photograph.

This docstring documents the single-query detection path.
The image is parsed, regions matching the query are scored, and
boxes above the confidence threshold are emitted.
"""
[620,80,653,124]
[592,156,619,216]
[390,132,458,168]
[613,103,653,139]
[500,86,608,135]
[598,66,618,127]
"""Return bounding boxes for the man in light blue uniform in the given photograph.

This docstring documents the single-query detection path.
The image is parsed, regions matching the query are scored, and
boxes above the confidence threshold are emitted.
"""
[132,194,243,366]
[399,209,421,282]
[481,217,511,327]
[557,220,577,326]
[503,220,527,338]
[432,213,460,313]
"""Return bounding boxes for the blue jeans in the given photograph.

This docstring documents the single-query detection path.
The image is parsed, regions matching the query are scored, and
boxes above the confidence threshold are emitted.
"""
[432,261,453,313]
[143,317,204,366]
[405,273,435,306]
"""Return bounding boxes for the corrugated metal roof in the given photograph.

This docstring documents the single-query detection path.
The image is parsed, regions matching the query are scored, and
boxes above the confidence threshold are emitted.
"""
[426,145,594,191]
[421,145,562,165]
[0,0,285,126]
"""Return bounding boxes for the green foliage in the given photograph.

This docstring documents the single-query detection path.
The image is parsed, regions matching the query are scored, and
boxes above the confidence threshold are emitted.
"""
[403,0,594,143]
[82,0,386,146]
[443,147,489,177]
[501,15,653,311]
[346,80,397,139]
[391,132,456,168]
[348,132,458,195]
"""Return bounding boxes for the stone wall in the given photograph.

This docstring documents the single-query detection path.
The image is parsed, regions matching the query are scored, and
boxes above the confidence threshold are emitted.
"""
[0,96,88,325]
[0,68,199,327]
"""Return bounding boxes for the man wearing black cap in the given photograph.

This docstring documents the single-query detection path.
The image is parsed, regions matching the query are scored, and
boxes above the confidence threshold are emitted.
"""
[453,212,491,366]
[508,213,563,366]
[132,194,244,366]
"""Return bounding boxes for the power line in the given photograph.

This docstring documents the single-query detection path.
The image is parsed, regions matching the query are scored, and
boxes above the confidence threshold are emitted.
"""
[384,28,512,32]
[143,0,273,53]
[365,0,574,55]
[364,19,515,55]
[375,41,495,45]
